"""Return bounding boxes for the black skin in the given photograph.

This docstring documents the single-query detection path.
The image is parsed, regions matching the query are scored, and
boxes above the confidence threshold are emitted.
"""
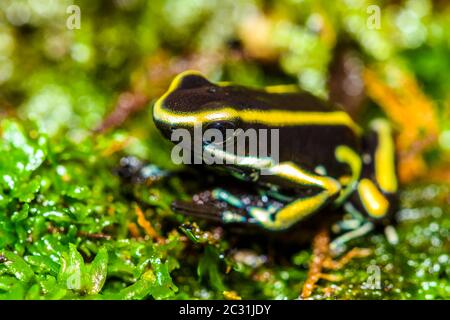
[155,74,360,182]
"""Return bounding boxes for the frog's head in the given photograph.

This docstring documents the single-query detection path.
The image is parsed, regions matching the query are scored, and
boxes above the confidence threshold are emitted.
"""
[153,70,242,146]
[153,70,240,141]
[153,70,269,177]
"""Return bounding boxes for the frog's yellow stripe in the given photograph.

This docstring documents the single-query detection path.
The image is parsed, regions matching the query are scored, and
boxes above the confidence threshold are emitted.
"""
[203,144,274,168]
[267,162,341,194]
[357,178,389,218]
[153,70,204,121]
[153,70,362,135]
[219,82,300,93]
[252,192,330,230]
[241,110,361,133]
[155,107,361,135]
[335,145,362,204]
[264,84,300,93]
[370,119,397,193]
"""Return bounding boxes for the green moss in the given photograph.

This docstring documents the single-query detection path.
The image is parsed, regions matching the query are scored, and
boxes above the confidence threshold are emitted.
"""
[0,0,449,300]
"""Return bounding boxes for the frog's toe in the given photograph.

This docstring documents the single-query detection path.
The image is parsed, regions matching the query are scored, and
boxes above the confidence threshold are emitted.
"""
[171,200,224,222]
[211,188,245,209]
[220,210,249,224]
[172,199,249,225]
[330,221,374,256]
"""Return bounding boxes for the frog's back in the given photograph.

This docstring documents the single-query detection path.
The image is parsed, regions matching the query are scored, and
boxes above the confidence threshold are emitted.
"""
[221,85,340,113]
[159,74,340,114]
[223,87,361,179]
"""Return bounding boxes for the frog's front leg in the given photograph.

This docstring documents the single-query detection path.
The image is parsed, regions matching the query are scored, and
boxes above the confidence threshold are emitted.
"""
[214,162,342,230]
[211,188,280,224]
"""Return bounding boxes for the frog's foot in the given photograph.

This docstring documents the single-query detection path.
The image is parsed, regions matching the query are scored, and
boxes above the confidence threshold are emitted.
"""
[330,221,374,256]
[212,189,246,210]
[171,200,226,223]
[211,188,282,225]
[329,203,374,255]
[384,225,399,245]
[172,188,260,225]
[171,188,273,226]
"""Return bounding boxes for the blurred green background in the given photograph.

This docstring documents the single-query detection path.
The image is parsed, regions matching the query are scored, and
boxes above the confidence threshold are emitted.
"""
[0,0,449,300]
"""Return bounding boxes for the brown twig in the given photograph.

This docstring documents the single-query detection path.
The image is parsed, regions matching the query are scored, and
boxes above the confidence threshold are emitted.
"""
[135,205,164,243]
[363,66,439,183]
[300,228,330,299]
[95,92,149,133]
[300,228,372,299]
[128,222,141,238]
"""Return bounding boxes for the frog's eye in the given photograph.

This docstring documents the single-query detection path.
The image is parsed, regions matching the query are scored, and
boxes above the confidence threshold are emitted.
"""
[204,121,236,144]
[205,121,235,134]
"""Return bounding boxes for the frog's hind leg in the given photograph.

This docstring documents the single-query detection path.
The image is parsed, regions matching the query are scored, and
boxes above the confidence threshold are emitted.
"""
[352,118,398,223]
[330,220,374,255]
[330,201,375,254]
[332,119,399,252]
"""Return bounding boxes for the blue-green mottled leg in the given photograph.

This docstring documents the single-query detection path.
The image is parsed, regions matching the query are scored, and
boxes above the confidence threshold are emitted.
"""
[332,203,365,233]
[211,188,249,223]
[265,188,294,203]
[332,219,362,233]
[254,188,293,205]
[211,188,281,225]
[330,222,374,255]
[212,188,245,209]
[343,203,365,221]
[331,202,373,254]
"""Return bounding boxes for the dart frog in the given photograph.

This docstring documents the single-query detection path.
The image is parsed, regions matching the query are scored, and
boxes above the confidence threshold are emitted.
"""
[152,70,399,253]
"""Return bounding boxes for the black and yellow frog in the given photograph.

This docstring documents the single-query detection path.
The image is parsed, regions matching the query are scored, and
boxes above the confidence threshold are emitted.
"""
[152,70,399,252]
